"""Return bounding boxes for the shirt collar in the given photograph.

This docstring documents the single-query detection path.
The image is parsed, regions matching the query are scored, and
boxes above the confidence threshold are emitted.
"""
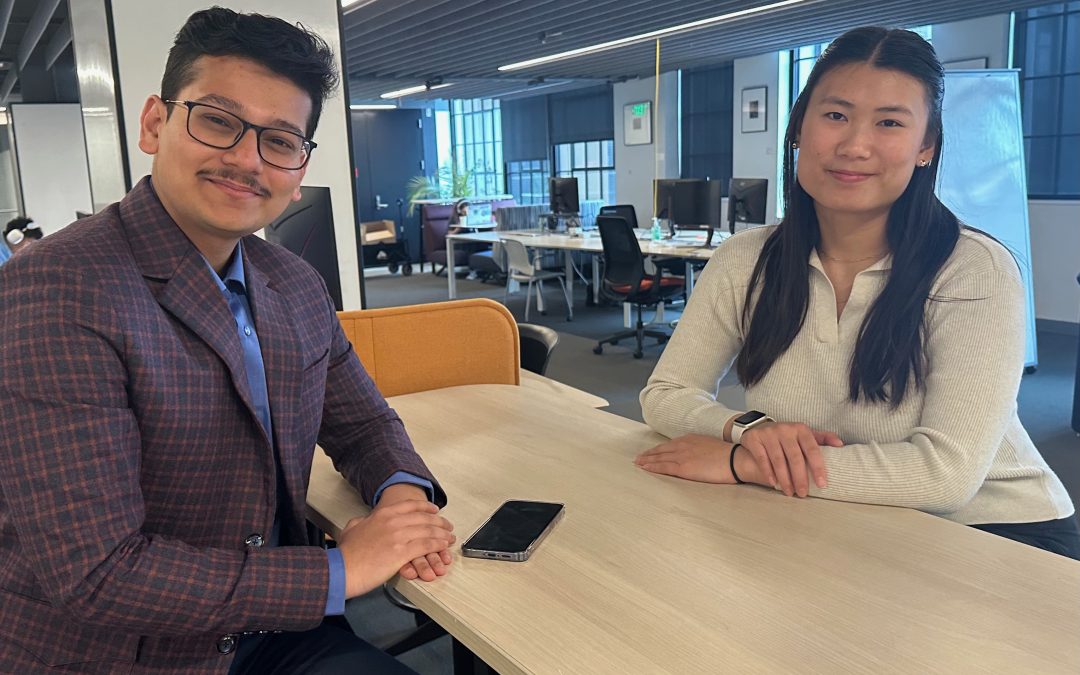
[204,240,248,294]
[808,247,893,274]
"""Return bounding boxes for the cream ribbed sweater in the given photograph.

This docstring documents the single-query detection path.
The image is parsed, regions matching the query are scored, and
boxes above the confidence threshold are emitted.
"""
[640,226,1073,525]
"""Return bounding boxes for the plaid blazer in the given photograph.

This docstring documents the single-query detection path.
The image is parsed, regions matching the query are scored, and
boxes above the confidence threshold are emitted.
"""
[0,178,444,673]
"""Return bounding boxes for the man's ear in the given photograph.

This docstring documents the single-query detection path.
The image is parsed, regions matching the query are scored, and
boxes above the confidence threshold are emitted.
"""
[138,96,166,155]
[291,167,308,201]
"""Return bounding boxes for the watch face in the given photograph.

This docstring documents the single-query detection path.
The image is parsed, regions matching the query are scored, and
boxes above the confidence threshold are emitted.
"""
[735,410,768,426]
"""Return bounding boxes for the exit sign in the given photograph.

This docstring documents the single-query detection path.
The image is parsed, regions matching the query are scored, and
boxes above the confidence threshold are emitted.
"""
[632,103,648,117]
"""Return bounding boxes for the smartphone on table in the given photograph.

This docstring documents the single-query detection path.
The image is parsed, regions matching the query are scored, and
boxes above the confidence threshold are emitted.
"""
[461,500,565,562]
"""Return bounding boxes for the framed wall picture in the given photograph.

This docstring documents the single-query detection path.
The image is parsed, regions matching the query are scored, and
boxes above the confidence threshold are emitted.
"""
[741,86,767,133]
[623,101,652,145]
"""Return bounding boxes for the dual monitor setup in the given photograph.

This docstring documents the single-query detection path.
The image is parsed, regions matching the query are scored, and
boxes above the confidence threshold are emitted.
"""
[547,175,767,246]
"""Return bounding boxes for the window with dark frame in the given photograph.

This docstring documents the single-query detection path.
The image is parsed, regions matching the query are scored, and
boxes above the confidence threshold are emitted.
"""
[506,159,550,205]
[450,98,505,197]
[1014,2,1080,199]
[553,139,615,205]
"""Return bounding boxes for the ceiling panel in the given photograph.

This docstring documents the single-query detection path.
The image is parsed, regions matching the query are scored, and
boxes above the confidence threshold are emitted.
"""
[342,0,1047,102]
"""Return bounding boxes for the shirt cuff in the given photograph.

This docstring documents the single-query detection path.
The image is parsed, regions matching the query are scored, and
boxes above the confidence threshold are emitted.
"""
[373,471,435,505]
[324,548,346,616]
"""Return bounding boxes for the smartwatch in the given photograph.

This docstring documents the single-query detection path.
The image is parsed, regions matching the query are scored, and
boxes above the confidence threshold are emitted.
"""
[731,410,773,443]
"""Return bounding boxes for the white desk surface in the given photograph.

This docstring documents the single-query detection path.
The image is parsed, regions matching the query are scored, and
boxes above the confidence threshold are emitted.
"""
[447,229,719,261]
[307,384,1080,675]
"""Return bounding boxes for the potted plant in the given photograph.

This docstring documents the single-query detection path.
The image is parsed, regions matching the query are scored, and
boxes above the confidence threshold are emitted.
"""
[406,164,473,215]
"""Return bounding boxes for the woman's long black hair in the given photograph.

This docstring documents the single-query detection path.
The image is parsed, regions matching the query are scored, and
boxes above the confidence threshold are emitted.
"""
[734,27,962,407]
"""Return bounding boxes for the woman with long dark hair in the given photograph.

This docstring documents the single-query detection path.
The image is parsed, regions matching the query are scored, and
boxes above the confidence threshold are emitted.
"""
[636,27,1078,559]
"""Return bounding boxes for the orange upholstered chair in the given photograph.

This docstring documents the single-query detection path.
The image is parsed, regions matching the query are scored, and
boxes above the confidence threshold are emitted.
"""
[336,298,520,398]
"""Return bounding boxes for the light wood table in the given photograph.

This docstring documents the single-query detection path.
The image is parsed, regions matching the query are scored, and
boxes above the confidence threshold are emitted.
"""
[307,384,1080,675]
[518,369,607,408]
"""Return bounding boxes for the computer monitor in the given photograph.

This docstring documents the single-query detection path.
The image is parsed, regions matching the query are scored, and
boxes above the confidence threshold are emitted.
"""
[727,178,768,234]
[654,178,726,245]
[549,177,580,215]
[264,185,343,311]
[653,179,706,227]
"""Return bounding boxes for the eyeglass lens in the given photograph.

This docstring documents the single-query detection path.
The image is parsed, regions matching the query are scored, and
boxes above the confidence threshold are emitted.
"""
[187,104,309,169]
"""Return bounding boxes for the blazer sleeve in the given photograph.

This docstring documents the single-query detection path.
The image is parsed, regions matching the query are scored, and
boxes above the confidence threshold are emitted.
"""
[315,295,447,507]
[0,255,328,635]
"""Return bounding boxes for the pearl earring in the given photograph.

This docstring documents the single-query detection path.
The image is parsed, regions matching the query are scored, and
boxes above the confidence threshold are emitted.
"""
[792,141,799,150]
[918,159,929,167]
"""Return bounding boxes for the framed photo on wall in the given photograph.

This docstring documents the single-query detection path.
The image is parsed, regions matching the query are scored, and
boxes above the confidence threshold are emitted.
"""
[741,86,767,133]
[623,101,652,145]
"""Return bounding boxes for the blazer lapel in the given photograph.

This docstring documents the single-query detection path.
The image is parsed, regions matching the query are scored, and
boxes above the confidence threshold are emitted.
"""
[244,256,306,503]
[120,178,260,430]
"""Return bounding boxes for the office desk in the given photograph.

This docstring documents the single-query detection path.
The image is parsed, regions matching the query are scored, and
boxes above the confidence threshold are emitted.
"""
[307,384,1080,675]
[446,231,717,304]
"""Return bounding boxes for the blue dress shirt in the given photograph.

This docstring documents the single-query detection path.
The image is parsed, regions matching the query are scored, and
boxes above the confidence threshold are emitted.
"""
[207,242,432,615]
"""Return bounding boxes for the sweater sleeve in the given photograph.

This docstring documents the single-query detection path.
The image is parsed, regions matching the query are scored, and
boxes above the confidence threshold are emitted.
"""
[640,247,747,439]
[809,265,1027,514]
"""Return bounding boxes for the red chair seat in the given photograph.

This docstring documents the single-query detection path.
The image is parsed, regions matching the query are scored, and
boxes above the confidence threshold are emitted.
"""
[611,276,685,294]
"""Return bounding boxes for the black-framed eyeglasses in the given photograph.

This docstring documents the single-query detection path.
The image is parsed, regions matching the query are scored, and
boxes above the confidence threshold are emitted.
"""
[164,99,317,170]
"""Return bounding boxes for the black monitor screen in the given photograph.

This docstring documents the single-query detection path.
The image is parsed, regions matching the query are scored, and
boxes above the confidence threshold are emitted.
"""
[654,179,722,227]
[727,178,768,229]
[265,186,343,311]
[549,177,580,215]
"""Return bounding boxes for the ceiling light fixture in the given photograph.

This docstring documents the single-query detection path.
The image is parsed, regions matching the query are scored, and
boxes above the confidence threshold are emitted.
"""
[498,0,815,72]
[351,103,397,110]
[379,82,452,99]
[340,0,377,10]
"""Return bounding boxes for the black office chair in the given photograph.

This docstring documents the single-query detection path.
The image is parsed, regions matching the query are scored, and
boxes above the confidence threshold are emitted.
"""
[599,204,638,229]
[593,215,685,359]
[518,323,559,376]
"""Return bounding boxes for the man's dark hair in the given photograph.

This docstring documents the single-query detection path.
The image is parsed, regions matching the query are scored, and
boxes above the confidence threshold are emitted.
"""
[161,7,339,138]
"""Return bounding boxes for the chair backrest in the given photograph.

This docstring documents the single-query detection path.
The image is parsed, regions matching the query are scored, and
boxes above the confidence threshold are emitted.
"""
[501,237,535,277]
[518,323,559,376]
[420,204,454,257]
[597,215,645,289]
[337,298,520,397]
[599,204,639,230]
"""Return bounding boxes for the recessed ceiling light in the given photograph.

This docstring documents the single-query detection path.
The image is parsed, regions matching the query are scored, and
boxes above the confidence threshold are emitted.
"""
[351,103,397,110]
[379,83,452,99]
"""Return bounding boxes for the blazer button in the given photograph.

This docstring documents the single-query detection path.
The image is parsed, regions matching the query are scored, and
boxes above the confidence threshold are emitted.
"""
[216,634,237,654]
[245,533,264,548]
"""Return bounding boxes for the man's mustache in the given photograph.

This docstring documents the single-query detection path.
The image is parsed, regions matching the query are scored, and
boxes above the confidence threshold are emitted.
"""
[198,169,271,197]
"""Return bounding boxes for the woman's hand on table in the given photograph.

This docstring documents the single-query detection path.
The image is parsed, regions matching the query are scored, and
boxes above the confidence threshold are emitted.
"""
[740,423,841,498]
[634,434,743,484]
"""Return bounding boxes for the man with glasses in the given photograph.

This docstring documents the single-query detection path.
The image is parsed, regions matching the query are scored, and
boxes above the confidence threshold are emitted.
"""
[0,8,454,674]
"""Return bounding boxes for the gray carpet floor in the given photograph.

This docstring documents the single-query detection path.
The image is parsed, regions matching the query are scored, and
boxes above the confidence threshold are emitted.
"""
[344,267,1080,674]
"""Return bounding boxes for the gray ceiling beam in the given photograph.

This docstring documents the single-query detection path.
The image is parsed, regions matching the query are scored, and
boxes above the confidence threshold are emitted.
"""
[0,0,16,64]
[17,0,64,70]
[43,17,71,70]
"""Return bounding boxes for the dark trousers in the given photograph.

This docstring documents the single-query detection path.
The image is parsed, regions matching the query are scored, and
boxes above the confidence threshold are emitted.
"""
[228,618,416,675]
[971,515,1080,561]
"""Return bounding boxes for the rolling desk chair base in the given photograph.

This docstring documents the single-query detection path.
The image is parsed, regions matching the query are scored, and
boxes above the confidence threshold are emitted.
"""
[594,300,672,359]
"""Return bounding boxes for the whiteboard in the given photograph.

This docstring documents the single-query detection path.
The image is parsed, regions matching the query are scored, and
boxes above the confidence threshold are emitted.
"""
[9,103,94,236]
[937,70,1037,367]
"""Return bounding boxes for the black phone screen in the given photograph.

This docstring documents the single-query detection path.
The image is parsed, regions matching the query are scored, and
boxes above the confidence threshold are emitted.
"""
[463,500,564,553]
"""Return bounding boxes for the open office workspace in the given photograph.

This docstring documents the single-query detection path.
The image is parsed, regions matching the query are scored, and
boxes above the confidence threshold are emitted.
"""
[0,0,1078,673]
